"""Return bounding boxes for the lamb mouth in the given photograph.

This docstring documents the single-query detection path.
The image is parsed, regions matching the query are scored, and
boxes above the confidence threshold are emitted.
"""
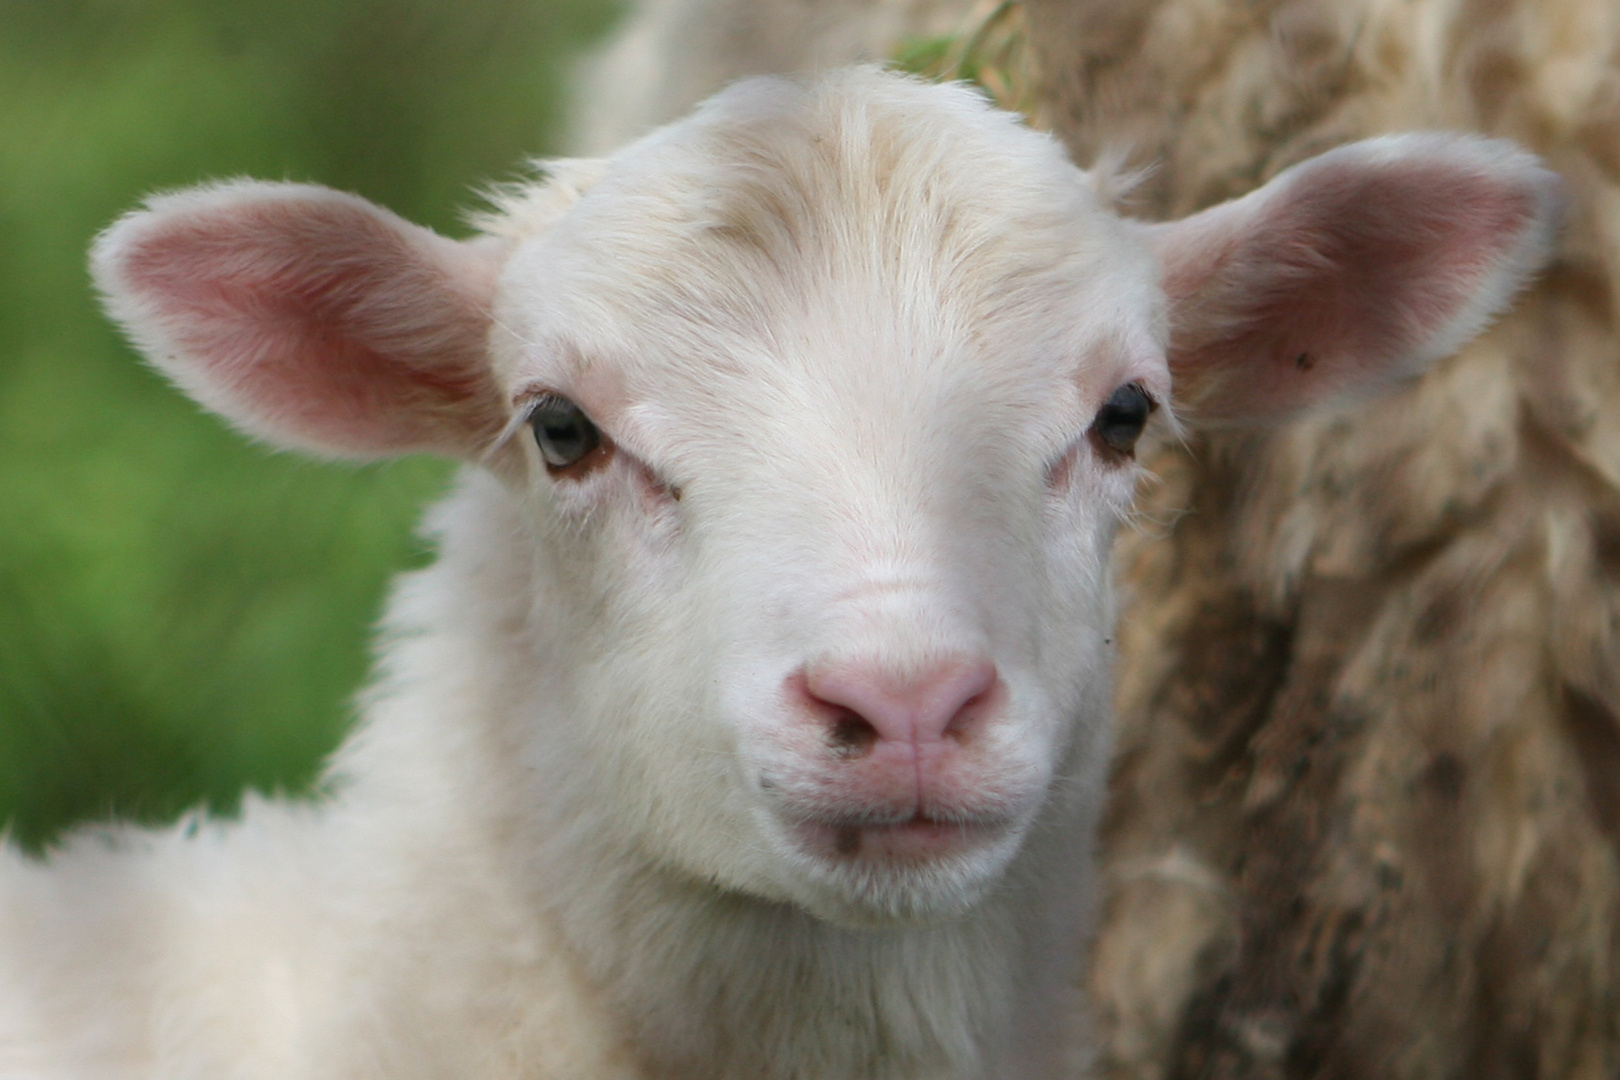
[786,812,1014,864]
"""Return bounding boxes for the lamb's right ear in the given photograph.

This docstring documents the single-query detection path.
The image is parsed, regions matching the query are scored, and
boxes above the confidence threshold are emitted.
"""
[92,181,510,459]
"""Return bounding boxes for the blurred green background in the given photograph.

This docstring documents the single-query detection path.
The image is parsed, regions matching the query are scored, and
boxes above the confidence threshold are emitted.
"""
[0,0,622,849]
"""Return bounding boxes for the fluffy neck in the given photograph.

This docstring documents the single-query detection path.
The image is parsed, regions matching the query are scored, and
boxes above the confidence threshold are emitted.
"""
[527,799,1095,1080]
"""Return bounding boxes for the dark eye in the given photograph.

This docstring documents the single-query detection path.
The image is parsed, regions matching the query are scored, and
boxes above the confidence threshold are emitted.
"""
[528,395,603,471]
[1091,383,1155,456]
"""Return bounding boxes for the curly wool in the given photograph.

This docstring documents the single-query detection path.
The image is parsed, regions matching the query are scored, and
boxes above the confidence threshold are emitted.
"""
[1025,0,1620,1075]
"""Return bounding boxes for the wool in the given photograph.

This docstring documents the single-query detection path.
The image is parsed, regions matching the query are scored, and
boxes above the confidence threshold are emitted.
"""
[1018,0,1620,1074]
[568,0,981,155]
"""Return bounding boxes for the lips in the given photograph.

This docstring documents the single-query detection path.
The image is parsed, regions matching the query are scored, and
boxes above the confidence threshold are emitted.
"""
[785,812,1014,863]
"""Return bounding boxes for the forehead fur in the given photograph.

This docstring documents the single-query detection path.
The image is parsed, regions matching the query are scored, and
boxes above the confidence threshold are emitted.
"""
[622,68,1103,279]
[497,68,1149,342]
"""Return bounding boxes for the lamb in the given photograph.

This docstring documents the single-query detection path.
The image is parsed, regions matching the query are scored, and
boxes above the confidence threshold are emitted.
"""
[0,67,1562,1080]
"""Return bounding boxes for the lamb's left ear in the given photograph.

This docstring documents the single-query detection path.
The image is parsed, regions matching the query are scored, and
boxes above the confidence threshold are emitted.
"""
[92,181,509,459]
[1148,134,1565,424]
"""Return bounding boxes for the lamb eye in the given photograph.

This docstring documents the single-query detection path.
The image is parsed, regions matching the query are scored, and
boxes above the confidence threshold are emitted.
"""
[1091,383,1155,456]
[528,396,602,470]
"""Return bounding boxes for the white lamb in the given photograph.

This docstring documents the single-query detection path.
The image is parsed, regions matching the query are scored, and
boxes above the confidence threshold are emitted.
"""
[0,68,1562,1080]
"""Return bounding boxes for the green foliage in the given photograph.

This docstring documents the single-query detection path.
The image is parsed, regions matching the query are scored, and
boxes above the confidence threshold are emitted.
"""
[0,0,622,849]
[889,35,959,80]
[889,1,1039,121]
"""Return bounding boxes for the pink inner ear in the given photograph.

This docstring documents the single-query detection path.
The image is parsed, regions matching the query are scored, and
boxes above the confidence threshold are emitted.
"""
[1156,138,1560,425]
[1225,165,1529,368]
[109,188,506,459]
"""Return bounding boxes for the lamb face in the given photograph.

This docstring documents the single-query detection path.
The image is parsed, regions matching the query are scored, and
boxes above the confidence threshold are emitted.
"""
[489,74,1167,922]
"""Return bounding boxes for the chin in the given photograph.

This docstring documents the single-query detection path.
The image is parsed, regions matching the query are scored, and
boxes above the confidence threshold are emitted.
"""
[770,814,1031,926]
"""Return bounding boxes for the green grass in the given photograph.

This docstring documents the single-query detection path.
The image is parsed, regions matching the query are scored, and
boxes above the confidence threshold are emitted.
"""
[0,0,623,849]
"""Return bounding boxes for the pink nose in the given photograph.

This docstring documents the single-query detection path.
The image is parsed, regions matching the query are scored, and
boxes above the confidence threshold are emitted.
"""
[802,655,999,753]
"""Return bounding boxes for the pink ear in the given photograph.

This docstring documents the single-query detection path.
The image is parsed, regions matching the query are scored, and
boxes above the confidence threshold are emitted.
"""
[92,181,509,459]
[1147,134,1565,424]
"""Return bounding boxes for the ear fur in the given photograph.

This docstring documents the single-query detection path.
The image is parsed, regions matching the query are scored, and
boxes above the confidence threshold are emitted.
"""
[92,181,511,460]
[1147,134,1565,424]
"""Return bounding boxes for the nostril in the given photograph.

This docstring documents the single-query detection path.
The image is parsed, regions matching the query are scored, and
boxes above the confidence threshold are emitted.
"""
[827,710,880,759]
[797,655,1001,750]
[943,686,992,744]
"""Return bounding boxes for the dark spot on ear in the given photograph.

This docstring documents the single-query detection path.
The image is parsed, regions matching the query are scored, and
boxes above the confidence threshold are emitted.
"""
[835,827,862,855]
[1296,352,1315,371]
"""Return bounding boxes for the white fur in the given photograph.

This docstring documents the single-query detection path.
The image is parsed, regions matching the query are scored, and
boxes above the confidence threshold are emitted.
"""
[1,69,1558,1080]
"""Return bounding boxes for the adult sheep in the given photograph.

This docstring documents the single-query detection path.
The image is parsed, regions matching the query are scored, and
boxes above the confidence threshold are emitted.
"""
[0,68,1560,1079]
[1025,4,1620,1076]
